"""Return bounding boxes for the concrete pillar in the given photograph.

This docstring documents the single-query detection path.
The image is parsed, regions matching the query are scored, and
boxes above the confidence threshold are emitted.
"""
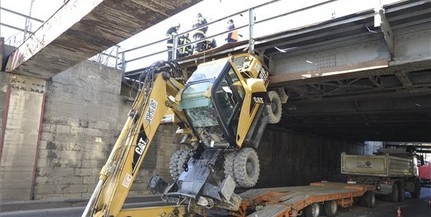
[0,73,46,200]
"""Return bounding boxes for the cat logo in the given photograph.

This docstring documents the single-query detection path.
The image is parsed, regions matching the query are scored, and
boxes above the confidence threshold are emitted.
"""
[135,137,148,155]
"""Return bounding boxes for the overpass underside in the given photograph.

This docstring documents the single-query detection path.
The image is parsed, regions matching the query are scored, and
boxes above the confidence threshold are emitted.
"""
[265,1,431,142]
[3,0,201,79]
[174,0,431,143]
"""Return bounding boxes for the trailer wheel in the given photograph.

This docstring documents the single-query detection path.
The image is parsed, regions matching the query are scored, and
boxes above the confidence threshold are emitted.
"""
[323,200,338,217]
[233,148,260,188]
[267,91,282,124]
[388,183,400,202]
[304,203,320,217]
[224,151,235,180]
[362,191,376,208]
[169,149,192,180]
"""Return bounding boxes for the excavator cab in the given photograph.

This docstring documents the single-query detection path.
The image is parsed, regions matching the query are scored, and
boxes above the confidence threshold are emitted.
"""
[179,58,247,148]
[179,56,271,150]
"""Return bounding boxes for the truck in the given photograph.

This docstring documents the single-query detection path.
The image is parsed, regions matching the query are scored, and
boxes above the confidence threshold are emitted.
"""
[81,53,288,217]
[341,148,422,202]
[419,164,431,185]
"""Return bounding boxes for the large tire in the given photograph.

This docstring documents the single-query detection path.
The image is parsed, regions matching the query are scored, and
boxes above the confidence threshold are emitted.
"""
[224,152,235,180]
[362,191,376,208]
[411,178,421,199]
[323,200,337,217]
[233,148,260,188]
[388,183,399,202]
[169,149,192,180]
[304,203,320,217]
[267,91,282,124]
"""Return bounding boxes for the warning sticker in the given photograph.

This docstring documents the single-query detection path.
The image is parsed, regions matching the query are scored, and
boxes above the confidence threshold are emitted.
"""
[122,173,133,188]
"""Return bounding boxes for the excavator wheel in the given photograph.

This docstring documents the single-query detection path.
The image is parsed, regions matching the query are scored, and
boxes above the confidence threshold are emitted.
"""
[267,91,282,124]
[233,148,260,188]
[224,152,235,180]
[169,149,192,180]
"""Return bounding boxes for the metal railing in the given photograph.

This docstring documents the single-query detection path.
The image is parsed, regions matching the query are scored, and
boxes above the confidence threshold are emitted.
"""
[118,0,354,72]
[1,1,121,69]
[0,6,44,46]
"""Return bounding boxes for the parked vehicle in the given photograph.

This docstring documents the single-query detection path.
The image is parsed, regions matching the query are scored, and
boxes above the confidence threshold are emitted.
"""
[341,148,422,202]
[419,164,431,185]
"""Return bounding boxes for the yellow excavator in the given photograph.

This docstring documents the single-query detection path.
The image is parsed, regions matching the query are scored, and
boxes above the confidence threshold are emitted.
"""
[81,53,288,217]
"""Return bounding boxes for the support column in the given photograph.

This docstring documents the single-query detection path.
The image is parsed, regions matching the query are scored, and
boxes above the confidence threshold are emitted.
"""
[0,74,46,201]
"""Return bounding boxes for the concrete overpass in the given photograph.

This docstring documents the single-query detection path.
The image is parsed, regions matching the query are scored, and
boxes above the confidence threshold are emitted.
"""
[2,0,201,79]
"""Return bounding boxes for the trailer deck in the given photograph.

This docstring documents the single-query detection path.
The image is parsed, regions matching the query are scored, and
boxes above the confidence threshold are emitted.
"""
[233,182,375,217]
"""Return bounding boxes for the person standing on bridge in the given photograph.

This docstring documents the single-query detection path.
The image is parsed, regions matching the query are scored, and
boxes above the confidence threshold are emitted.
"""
[225,19,238,43]
[193,13,208,35]
[166,23,180,60]
[192,13,208,49]
[177,33,192,58]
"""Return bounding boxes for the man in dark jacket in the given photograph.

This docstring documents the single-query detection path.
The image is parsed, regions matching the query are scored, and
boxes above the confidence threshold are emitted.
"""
[166,23,180,60]
[177,33,192,58]
[193,13,208,34]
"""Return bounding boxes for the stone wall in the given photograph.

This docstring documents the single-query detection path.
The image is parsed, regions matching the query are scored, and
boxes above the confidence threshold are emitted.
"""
[32,61,181,200]
[34,61,124,200]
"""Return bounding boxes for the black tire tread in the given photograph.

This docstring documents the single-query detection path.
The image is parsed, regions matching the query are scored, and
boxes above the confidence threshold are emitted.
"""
[169,149,191,180]
[267,91,282,124]
[233,148,260,188]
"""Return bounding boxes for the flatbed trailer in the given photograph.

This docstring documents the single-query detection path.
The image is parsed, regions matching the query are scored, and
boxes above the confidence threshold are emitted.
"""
[232,182,375,217]
[118,182,375,217]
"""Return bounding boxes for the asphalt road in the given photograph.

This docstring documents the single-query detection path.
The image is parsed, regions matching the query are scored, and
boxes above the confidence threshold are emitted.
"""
[1,188,430,217]
[336,187,431,217]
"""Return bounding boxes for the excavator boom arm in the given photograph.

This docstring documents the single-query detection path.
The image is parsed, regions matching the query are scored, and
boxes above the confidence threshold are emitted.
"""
[83,63,185,217]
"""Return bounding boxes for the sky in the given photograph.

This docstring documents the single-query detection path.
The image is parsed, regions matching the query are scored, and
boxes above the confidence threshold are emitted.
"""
[0,0,403,70]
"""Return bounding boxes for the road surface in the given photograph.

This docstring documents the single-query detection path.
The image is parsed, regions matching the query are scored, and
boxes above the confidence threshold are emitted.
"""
[1,187,430,217]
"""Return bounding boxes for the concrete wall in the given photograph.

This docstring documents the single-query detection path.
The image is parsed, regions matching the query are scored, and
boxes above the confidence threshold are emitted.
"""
[0,72,5,203]
[34,61,123,200]
[0,74,46,201]
[1,60,381,201]
[32,61,180,200]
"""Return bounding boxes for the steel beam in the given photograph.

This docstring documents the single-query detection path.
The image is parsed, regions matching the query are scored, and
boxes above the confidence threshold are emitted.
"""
[376,8,394,58]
